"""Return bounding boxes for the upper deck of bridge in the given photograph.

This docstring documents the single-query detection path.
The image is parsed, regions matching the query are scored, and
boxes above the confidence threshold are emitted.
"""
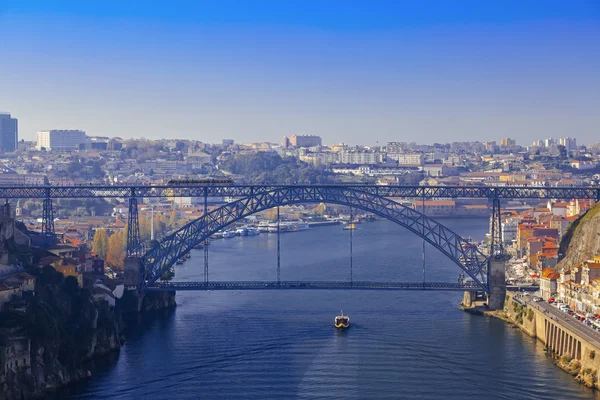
[0,183,598,200]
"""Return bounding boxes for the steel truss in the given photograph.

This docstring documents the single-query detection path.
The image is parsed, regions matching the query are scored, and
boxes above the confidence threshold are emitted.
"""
[41,194,55,246]
[0,184,598,200]
[490,198,503,257]
[140,187,490,292]
[126,196,141,257]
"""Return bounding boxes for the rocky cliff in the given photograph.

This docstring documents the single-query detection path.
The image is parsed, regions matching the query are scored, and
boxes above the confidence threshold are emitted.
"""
[557,203,600,270]
[0,267,123,399]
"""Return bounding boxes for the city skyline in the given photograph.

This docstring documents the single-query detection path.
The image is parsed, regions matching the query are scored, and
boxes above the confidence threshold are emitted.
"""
[1,1,599,144]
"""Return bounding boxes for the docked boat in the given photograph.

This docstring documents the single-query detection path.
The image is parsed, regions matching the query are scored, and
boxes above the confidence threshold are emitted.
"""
[223,230,236,238]
[267,222,290,233]
[257,222,270,233]
[236,227,249,236]
[289,221,309,231]
[334,311,350,329]
[247,227,260,236]
[176,259,185,265]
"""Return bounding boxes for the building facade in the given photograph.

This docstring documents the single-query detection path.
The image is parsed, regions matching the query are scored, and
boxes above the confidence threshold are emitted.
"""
[36,130,86,151]
[281,135,322,148]
[0,113,18,152]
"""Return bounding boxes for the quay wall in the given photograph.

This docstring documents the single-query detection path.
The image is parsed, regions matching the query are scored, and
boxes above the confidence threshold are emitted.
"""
[505,292,600,388]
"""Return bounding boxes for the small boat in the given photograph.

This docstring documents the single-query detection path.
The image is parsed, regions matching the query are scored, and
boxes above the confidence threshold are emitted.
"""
[247,227,260,236]
[289,221,309,231]
[334,311,350,329]
[257,223,270,233]
[342,223,356,231]
[223,230,236,238]
[176,259,185,265]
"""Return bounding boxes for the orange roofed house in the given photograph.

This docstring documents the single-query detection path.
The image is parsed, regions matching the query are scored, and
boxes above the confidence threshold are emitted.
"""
[540,268,560,300]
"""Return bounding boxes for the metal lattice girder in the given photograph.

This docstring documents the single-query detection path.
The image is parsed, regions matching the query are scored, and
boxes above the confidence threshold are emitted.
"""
[41,196,55,241]
[139,187,491,292]
[146,281,484,291]
[126,197,141,257]
[490,198,503,258]
[0,184,598,200]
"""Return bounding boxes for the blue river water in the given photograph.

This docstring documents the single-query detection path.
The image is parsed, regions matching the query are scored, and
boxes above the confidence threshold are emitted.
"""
[61,219,600,399]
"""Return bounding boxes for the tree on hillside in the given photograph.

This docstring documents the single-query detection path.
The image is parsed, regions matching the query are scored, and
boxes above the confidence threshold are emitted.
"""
[315,203,327,216]
[106,231,126,269]
[139,217,152,241]
[219,152,332,184]
[169,209,178,227]
[92,229,108,260]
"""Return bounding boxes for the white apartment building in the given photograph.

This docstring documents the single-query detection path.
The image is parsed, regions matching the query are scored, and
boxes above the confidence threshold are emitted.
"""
[36,130,86,151]
[338,150,382,165]
[387,152,424,165]
[559,137,577,152]
[501,217,518,244]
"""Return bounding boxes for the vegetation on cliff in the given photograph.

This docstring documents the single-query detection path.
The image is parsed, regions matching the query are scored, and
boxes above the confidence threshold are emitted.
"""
[0,267,123,399]
[557,202,600,269]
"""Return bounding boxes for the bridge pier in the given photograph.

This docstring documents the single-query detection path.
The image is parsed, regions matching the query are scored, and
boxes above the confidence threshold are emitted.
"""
[487,258,506,310]
[126,196,141,257]
[41,195,55,247]
[124,256,141,289]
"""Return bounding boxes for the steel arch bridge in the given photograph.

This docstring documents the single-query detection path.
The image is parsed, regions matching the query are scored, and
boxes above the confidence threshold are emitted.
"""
[139,186,490,293]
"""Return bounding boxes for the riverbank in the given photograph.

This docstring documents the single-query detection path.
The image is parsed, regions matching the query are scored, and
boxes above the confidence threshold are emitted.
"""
[0,266,177,400]
[463,292,600,391]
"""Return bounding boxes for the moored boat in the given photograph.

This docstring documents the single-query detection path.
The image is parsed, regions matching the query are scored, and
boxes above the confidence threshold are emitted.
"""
[236,227,249,236]
[223,230,236,238]
[247,227,260,236]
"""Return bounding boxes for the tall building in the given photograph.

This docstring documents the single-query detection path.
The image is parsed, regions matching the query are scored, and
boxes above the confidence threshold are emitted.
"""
[36,130,86,151]
[281,135,322,148]
[500,138,516,147]
[559,137,577,152]
[0,113,18,152]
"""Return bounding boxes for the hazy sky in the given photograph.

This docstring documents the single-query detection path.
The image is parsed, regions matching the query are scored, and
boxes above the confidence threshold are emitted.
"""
[1,1,599,145]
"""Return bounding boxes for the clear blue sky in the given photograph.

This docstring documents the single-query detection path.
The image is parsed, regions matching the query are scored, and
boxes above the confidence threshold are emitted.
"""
[1,1,599,145]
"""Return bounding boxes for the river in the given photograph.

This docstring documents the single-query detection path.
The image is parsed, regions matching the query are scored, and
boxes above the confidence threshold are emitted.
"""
[61,219,600,399]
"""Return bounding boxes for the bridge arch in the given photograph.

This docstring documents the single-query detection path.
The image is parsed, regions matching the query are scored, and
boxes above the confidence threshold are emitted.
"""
[140,186,490,292]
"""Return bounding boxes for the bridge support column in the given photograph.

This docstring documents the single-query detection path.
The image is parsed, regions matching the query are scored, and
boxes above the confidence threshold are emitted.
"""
[462,291,477,308]
[490,197,503,257]
[41,195,55,247]
[127,196,141,257]
[487,258,506,310]
[124,256,141,289]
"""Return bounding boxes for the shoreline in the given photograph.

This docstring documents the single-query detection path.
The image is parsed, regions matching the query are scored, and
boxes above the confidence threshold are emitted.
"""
[462,299,600,391]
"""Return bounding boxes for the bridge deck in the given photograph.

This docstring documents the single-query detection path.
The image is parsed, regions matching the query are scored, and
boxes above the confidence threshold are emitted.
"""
[145,281,484,291]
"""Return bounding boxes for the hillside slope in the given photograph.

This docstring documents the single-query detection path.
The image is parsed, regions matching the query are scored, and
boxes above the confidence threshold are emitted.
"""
[557,203,600,270]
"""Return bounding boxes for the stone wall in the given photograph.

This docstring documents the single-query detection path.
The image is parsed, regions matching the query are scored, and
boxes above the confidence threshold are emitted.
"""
[505,292,600,389]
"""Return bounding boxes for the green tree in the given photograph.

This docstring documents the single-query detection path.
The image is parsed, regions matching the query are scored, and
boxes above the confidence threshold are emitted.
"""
[92,229,108,260]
